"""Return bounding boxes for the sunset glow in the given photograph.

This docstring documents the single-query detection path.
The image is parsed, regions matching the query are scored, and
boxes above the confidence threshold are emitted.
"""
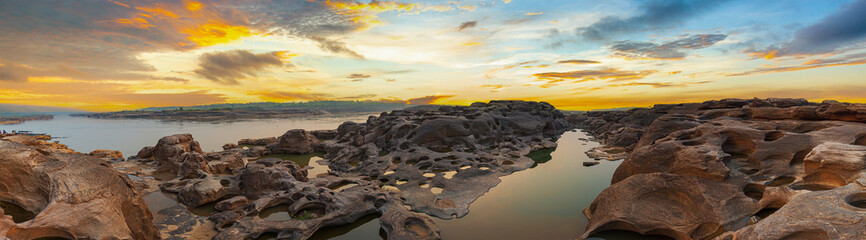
[1,0,865,111]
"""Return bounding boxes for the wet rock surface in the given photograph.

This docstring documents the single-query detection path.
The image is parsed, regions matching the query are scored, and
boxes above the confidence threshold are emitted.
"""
[575,98,866,239]
[0,135,160,239]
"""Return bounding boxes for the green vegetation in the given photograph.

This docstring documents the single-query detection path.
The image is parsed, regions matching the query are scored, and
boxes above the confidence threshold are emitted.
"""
[140,100,409,113]
[293,210,317,220]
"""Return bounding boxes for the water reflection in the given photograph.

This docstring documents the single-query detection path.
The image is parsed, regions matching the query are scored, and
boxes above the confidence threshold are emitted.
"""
[329,131,624,239]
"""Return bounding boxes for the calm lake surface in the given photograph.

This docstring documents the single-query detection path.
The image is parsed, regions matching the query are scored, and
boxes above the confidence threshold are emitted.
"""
[4,114,371,157]
[5,115,623,239]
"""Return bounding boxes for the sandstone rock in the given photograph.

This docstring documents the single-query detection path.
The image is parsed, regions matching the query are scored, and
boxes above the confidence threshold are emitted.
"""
[238,137,278,146]
[89,149,123,159]
[268,129,319,154]
[153,134,203,164]
[0,139,159,239]
[320,100,570,219]
[215,196,249,212]
[241,158,308,197]
[135,146,155,158]
[579,98,866,239]
[222,143,239,150]
[804,142,866,184]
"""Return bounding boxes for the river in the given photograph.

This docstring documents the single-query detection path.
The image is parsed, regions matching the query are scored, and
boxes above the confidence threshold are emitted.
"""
[4,114,628,239]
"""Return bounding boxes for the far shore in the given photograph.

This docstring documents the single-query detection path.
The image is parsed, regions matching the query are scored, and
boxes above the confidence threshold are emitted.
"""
[0,114,54,125]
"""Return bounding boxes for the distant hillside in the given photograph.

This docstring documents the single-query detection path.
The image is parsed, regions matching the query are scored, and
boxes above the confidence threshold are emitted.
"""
[0,103,86,114]
[139,101,410,113]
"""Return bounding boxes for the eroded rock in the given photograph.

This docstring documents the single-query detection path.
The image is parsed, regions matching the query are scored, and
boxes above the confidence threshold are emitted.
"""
[0,137,159,239]
[578,98,866,239]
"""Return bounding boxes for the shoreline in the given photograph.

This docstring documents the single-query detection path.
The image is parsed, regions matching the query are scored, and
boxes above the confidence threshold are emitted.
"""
[0,114,54,125]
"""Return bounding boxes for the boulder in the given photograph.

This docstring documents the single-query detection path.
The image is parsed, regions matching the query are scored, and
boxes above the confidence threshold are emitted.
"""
[153,133,203,164]
[0,139,159,239]
[268,129,319,154]
[89,149,123,159]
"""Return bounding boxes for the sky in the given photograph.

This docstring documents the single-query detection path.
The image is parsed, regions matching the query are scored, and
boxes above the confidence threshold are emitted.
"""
[1,0,865,111]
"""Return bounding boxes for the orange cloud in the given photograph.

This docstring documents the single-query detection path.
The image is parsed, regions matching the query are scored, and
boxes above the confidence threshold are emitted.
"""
[533,68,658,83]
[111,1,256,48]
[183,22,253,47]
[185,1,202,12]
[729,57,866,77]
[407,95,454,105]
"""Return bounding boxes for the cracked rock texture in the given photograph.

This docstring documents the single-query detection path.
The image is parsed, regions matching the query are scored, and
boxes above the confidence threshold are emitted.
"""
[573,98,866,240]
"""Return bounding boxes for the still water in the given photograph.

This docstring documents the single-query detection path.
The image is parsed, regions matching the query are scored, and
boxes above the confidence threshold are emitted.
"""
[323,130,623,240]
[5,115,624,239]
[5,114,370,158]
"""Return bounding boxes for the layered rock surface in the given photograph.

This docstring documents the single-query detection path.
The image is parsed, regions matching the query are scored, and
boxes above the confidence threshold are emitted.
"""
[0,135,159,239]
[574,98,866,239]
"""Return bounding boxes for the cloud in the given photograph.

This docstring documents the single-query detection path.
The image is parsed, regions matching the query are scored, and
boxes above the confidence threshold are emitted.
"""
[150,76,190,83]
[525,12,543,16]
[0,63,30,82]
[457,21,477,31]
[748,0,866,59]
[575,81,713,91]
[308,36,365,59]
[348,73,372,79]
[254,91,334,101]
[532,68,658,87]
[575,0,729,41]
[728,55,866,76]
[340,94,378,99]
[194,50,285,85]
[557,59,601,64]
[407,95,454,105]
[610,34,727,60]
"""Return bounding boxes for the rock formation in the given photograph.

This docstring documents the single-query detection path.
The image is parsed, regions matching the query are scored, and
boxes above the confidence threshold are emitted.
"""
[574,98,866,239]
[0,135,159,239]
[318,100,569,219]
[113,100,569,239]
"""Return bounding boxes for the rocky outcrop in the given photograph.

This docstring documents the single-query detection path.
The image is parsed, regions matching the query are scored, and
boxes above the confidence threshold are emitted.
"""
[578,98,866,239]
[89,149,124,159]
[109,100,568,239]
[0,136,159,239]
[319,100,570,219]
[267,129,320,154]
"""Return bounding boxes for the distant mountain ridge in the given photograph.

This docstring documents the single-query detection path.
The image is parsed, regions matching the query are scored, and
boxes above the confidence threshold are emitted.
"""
[138,101,410,113]
[0,103,86,114]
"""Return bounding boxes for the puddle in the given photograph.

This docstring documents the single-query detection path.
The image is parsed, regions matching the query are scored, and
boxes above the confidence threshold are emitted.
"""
[330,182,359,192]
[309,214,385,240]
[255,152,325,167]
[585,230,675,240]
[259,204,292,221]
[791,183,836,191]
[188,201,218,217]
[144,191,178,213]
[442,171,457,179]
[307,156,331,177]
[431,187,444,194]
